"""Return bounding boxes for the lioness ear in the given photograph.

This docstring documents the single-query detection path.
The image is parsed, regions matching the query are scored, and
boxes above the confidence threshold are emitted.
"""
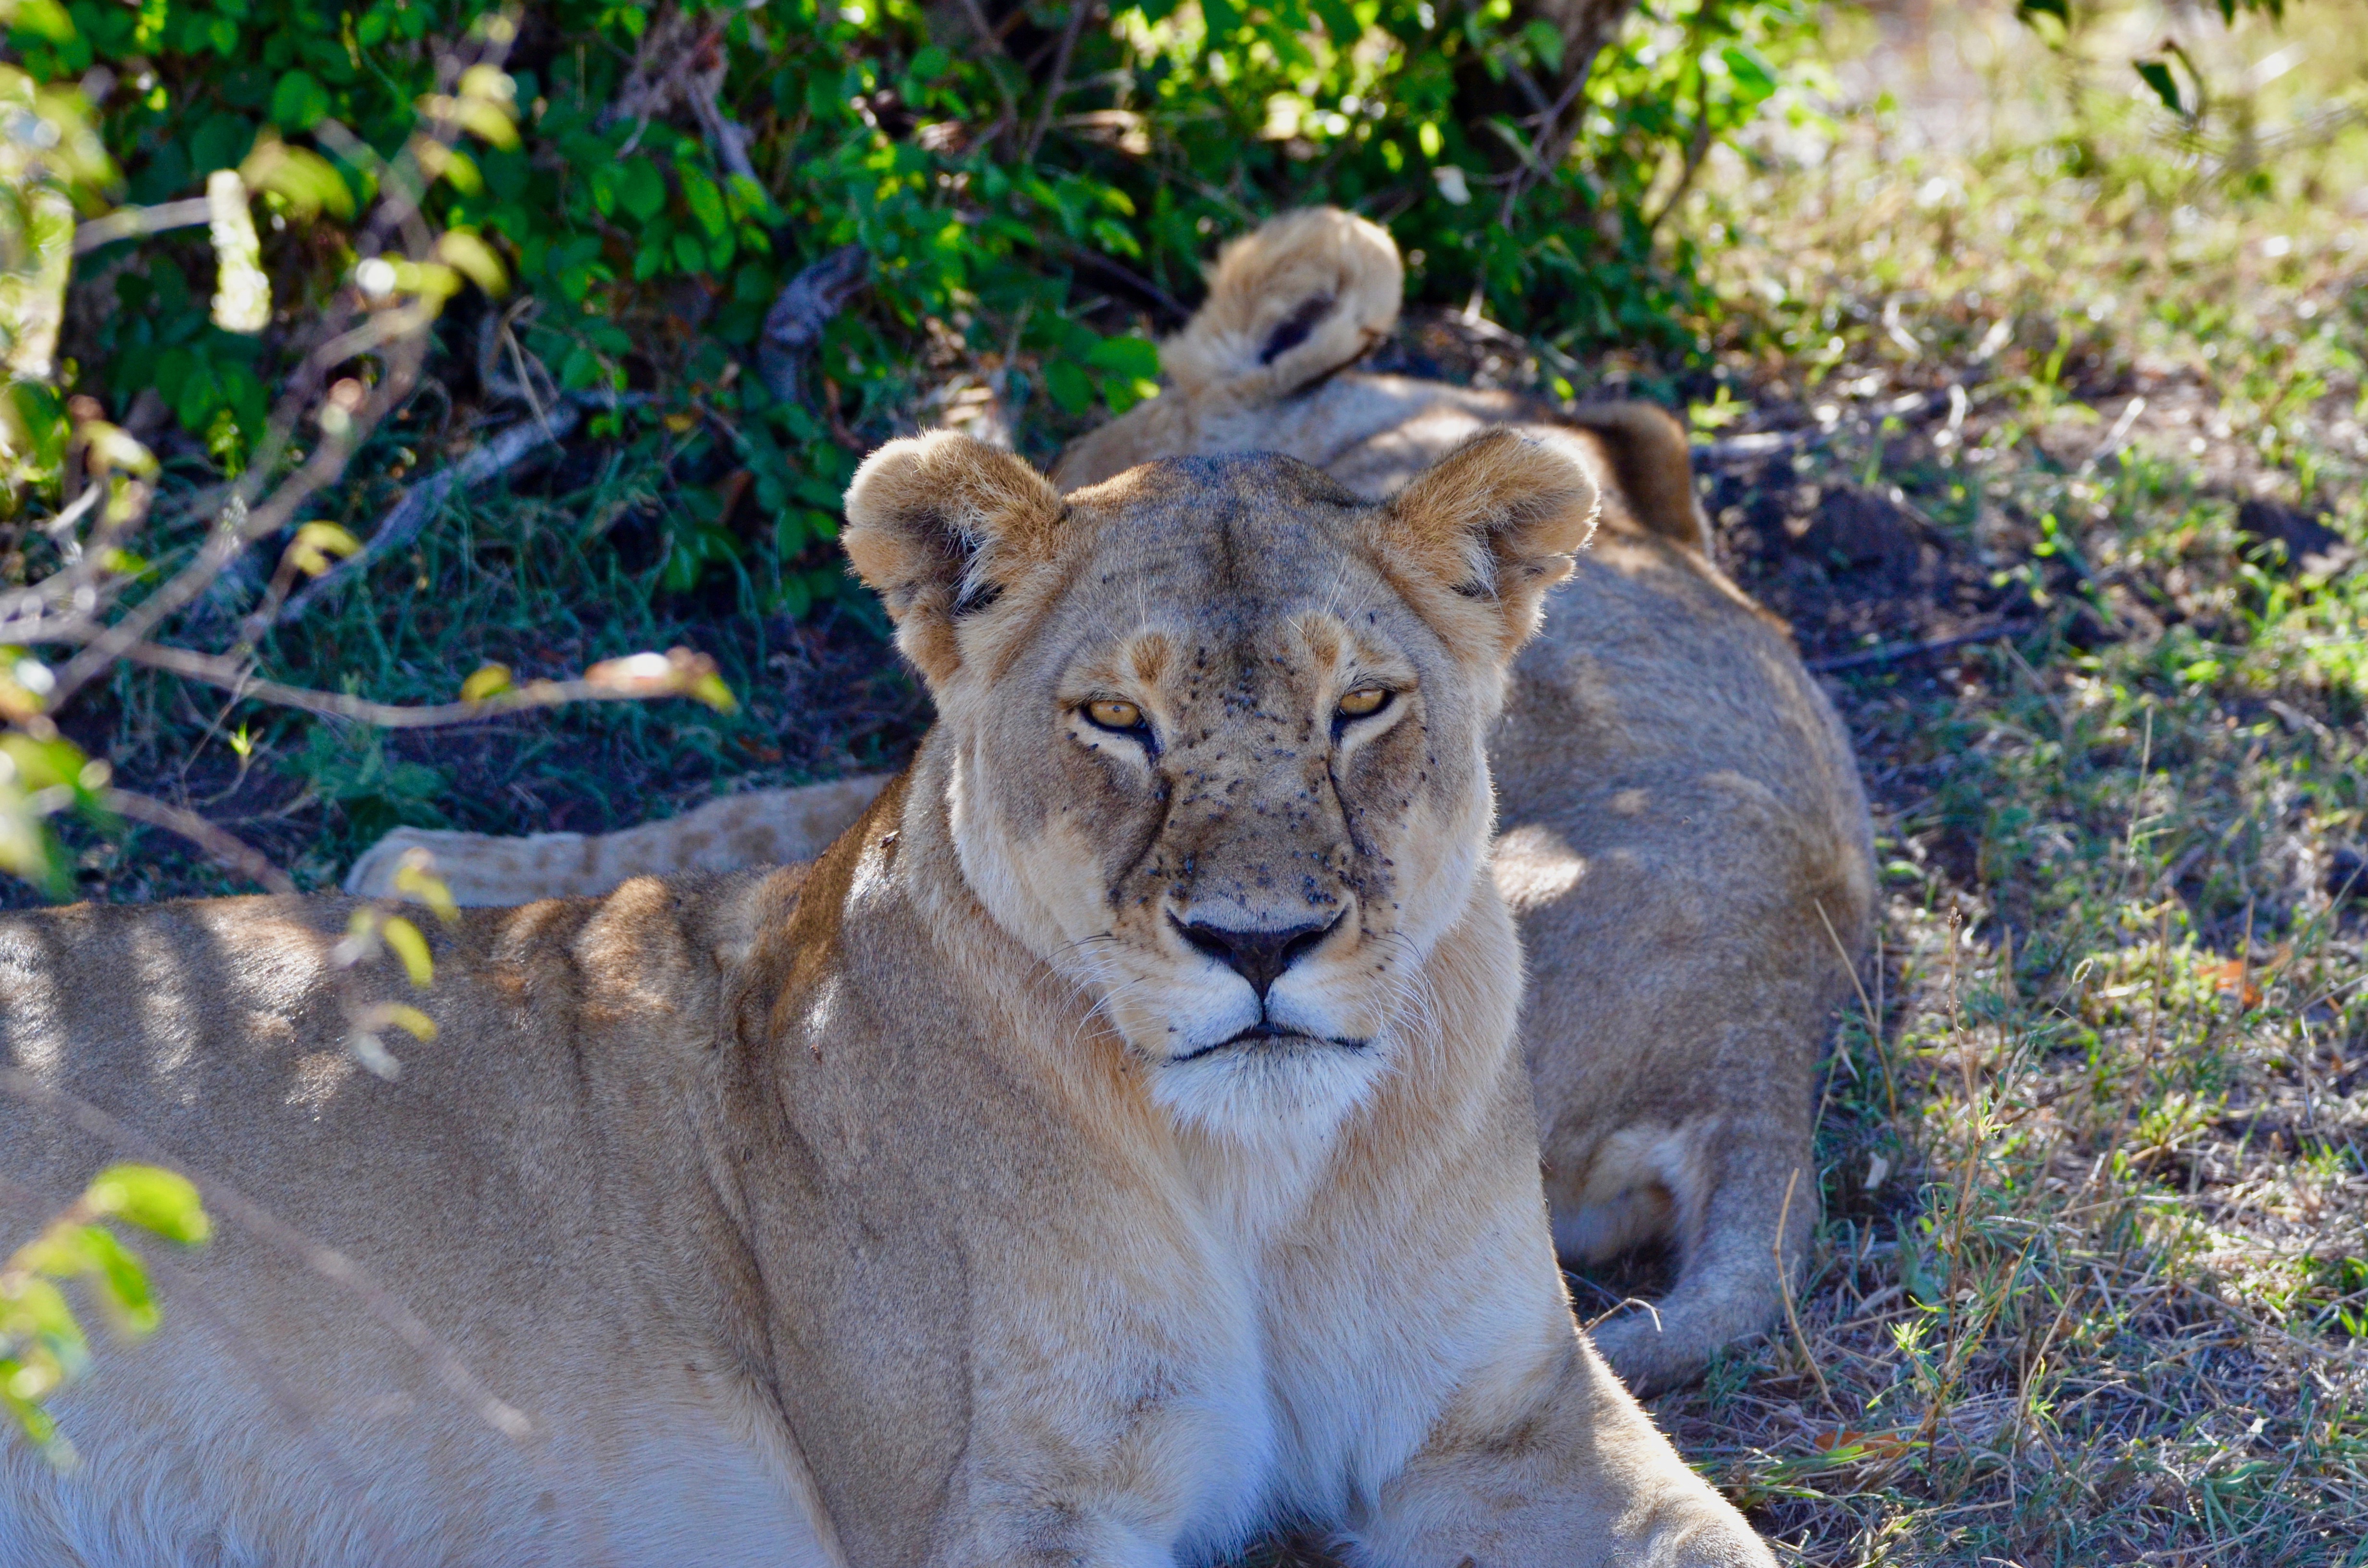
[841,431,1067,686]
[1369,429,1598,663]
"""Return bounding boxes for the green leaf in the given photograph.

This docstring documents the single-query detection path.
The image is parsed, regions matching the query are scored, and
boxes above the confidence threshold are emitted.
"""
[76,1226,158,1337]
[617,160,666,222]
[3,1277,87,1367]
[84,1165,210,1247]
[2135,60,2183,117]
[1520,19,1563,75]
[1720,44,1777,103]
[1043,359,1095,415]
[1312,0,1360,41]
[381,916,433,988]
[269,69,330,131]
[6,0,74,43]
[1202,0,1241,41]
[0,1379,58,1447]
[1085,335,1162,381]
[678,166,728,238]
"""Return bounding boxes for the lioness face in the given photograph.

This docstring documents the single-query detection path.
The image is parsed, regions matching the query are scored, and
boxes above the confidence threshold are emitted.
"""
[843,431,1594,1136]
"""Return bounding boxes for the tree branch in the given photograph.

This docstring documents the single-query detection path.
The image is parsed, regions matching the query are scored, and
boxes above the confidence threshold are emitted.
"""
[98,788,297,895]
[118,642,729,730]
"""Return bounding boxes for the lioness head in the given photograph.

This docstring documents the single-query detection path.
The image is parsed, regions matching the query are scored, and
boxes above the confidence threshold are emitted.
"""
[842,431,1594,1135]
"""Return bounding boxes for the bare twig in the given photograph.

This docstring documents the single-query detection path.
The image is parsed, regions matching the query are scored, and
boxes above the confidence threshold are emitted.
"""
[600,7,762,187]
[116,642,725,730]
[98,788,296,895]
[1062,245,1191,327]
[1645,110,1716,235]
[72,197,212,253]
[1817,898,1895,1120]
[955,0,1022,149]
[1776,1166,1842,1419]
[275,402,585,625]
[1807,620,2035,674]
[1023,0,1090,163]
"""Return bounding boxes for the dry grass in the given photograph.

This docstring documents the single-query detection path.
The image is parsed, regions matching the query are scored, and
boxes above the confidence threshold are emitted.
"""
[1617,5,2368,1562]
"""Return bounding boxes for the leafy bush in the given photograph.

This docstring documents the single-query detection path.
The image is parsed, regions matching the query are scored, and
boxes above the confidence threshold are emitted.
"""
[19,0,1823,578]
[0,0,1832,892]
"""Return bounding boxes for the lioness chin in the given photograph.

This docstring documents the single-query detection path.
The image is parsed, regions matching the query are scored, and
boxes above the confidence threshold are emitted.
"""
[0,432,1771,1566]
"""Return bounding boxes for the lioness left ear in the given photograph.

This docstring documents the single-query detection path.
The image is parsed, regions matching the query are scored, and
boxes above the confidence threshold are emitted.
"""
[1369,429,1599,662]
[841,431,1068,686]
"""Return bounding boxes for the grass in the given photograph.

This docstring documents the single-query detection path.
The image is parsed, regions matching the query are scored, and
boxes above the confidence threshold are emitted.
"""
[14,1,2368,1563]
[1622,5,2368,1562]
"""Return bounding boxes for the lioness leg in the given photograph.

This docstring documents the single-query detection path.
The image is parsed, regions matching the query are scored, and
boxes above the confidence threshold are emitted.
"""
[1564,1100,1818,1398]
[1352,1338,1771,1567]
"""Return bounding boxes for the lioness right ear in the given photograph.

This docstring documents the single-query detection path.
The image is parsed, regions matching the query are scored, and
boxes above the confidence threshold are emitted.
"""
[841,431,1067,686]
[1368,429,1599,666]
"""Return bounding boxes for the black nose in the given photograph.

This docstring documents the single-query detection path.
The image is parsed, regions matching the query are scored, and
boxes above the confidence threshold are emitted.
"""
[1172,914,1339,999]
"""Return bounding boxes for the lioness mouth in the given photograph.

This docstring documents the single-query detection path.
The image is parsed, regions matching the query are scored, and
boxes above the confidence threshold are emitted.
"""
[1177,1023,1370,1062]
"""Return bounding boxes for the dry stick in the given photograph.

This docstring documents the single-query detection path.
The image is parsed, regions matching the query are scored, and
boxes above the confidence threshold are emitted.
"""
[72,196,214,253]
[1495,37,1605,228]
[1579,1297,1664,1337]
[1643,71,1717,236]
[1806,620,2033,674]
[99,787,296,895]
[1061,243,1191,327]
[1913,909,1982,1455]
[1775,1166,1841,1420]
[117,642,699,730]
[0,1068,531,1441]
[955,0,1021,148]
[46,298,437,708]
[2146,900,2171,1070]
[276,402,584,625]
[757,244,871,405]
[1021,0,1089,163]
[1874,923,1888,1112]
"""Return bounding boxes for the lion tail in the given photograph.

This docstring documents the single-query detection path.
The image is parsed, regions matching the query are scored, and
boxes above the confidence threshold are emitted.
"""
[1562,401,1714,557]
[1160,207,1402,407]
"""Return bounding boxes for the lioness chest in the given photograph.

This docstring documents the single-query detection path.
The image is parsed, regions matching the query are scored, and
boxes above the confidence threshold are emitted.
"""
[739,904,1479,1563]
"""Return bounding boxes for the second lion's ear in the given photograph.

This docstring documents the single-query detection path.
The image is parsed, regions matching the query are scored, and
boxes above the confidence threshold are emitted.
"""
[841,432,1068,686]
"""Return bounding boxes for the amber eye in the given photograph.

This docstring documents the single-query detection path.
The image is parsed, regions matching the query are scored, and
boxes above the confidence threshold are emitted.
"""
[1085,698,1145,731]
[1336,686,1391,719]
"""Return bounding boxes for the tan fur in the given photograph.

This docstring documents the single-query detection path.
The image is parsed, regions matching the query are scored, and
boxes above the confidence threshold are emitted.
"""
[348,207,1875,1396]
[1159,207,1402,405]
[1,437,1772,1565]
[347,774,891,906]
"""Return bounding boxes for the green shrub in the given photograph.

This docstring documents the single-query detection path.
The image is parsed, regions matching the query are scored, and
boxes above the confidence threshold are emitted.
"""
[12,0,1822,599]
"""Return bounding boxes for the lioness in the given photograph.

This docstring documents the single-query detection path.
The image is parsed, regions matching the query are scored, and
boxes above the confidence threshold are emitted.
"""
[0,434,1773,1564]
[353,209,1876,1395]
